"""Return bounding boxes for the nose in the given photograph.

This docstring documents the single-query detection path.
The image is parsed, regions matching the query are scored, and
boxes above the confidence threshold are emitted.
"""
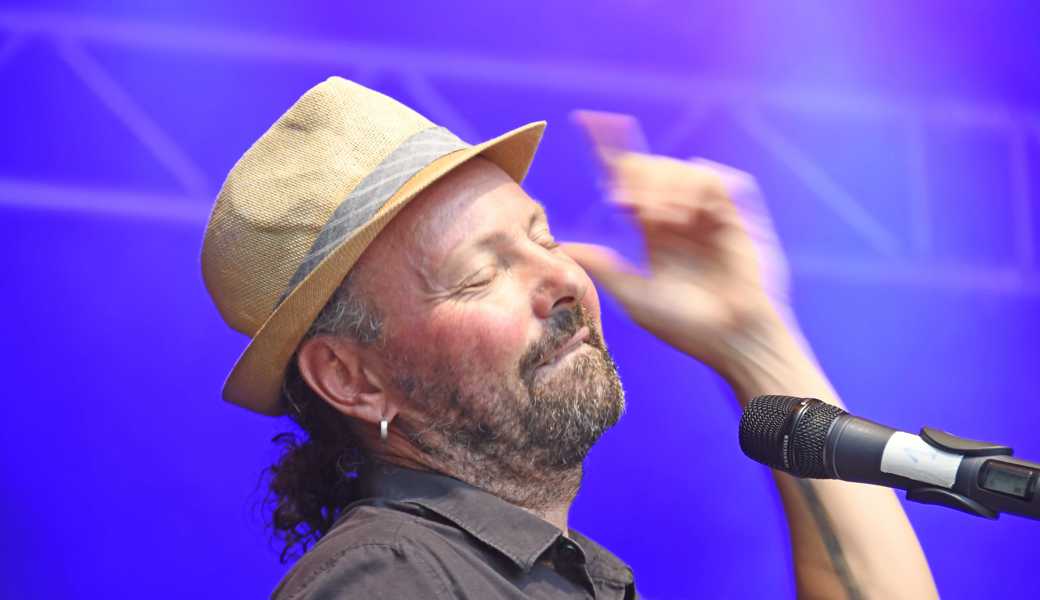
[530,251,589,320]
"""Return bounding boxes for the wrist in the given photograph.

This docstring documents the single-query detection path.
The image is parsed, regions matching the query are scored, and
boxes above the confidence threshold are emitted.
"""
[711,309,842,409]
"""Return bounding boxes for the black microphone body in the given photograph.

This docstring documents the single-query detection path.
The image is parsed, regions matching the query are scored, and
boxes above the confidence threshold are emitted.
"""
[740,395,1040,521]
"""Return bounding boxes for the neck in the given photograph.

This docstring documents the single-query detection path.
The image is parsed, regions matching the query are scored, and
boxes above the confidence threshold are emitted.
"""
[374,434,581,534]
[523,503,571,534]
[443,457,580,534]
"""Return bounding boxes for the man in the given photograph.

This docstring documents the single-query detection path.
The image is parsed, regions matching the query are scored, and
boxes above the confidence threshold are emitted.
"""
[202,77,938,598]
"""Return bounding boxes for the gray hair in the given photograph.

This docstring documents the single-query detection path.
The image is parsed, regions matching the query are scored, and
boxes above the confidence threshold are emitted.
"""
[305,271,384,345]
[281,269,384,416]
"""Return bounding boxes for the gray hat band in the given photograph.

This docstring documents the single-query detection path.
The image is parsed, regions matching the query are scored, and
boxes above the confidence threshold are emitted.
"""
[278,126,467,306]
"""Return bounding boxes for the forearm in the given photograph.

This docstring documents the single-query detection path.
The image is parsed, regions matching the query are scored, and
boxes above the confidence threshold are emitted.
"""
[718,314,938,600]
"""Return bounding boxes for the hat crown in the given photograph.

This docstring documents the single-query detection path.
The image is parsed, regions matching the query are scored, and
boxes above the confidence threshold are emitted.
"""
[202,77,445,335]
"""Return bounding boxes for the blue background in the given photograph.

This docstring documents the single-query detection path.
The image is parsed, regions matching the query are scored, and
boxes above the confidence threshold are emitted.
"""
[2,2,1038,598]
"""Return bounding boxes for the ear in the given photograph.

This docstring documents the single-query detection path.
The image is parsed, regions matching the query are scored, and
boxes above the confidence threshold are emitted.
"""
[295,336,399,426]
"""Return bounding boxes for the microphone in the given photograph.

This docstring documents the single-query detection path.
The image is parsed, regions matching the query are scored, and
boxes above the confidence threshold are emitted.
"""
[739,395,1040,521]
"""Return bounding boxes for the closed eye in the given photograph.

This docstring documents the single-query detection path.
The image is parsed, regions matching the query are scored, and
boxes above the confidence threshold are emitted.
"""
[538,238,560,250]
[456,265,496,293]
[531,226,559,251]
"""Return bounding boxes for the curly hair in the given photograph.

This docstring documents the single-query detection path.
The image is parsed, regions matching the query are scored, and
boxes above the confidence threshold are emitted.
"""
[262,271,384,564]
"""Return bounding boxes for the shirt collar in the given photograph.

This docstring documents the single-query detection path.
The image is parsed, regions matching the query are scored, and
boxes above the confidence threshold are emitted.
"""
[357,462,631,584]
[359,462,560,571]
[567,529,635,585]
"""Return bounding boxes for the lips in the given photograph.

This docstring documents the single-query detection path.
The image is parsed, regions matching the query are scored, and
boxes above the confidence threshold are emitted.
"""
[539,326,590,368]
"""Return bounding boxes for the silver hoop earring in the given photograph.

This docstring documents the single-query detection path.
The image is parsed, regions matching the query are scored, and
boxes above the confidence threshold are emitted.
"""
[379,419,389,441]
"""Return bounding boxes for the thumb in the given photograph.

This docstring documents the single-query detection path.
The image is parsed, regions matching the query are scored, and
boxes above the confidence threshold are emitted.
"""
[560,242,647,307]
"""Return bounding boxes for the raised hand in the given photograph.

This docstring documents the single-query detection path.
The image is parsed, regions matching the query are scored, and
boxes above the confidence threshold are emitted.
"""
[564,111,794,375]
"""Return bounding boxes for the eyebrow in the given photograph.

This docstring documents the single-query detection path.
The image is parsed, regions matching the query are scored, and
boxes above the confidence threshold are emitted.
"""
[465,201,550,254]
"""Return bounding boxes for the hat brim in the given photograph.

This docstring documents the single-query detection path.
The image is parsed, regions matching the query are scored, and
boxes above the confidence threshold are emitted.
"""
[222,120,547,415]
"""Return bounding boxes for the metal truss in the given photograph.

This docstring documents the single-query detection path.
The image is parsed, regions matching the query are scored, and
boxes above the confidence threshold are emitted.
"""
[2,10,1038,295]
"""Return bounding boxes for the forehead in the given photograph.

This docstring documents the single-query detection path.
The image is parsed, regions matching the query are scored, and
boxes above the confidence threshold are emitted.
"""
[392,157,545,267]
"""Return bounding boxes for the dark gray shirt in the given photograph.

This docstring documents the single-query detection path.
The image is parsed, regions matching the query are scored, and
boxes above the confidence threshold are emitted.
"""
[270,464,636,599]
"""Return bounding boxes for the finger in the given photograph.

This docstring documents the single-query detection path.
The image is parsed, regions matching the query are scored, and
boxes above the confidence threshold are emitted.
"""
[571,111,651,200]
[570,110,650,164]
[601,189,720,277]
[610,157,738,217]
[688,158,790,298]
[687,159,785,254]
[609,181,733,246]
[559,242,649,307]
[688,158,777,239]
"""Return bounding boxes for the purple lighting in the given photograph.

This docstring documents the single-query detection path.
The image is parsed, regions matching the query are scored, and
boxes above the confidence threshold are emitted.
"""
[2,2,1038,598]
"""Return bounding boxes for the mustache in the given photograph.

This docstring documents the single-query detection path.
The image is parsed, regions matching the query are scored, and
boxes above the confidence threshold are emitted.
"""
[518,304,605,381]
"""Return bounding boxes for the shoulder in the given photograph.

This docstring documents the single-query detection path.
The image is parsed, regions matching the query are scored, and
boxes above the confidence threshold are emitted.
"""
[270,503,455,600]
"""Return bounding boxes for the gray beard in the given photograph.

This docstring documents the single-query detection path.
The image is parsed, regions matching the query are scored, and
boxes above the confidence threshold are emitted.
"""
[389,306,626,511]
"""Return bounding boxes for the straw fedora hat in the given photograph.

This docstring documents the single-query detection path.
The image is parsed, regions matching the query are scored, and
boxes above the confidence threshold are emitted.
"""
[201,76,545,415]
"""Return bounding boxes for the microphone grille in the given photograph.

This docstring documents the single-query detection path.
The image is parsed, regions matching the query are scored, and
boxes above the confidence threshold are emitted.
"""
[738,395,803,471]
[739,395,847,477]
[790,399,847,477]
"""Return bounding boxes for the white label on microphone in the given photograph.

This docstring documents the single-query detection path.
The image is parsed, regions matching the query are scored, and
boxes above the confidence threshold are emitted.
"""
[880,431,963,488]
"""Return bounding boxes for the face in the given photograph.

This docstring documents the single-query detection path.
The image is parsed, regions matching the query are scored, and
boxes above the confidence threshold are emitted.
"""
[355,157,625,480]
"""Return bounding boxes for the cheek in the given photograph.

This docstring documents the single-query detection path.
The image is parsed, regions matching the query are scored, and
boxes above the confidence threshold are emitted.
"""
[422,300,532,369]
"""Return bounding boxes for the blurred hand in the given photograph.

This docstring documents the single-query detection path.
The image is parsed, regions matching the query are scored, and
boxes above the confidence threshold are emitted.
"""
[564,111,794,374]
[563,116,938,600]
